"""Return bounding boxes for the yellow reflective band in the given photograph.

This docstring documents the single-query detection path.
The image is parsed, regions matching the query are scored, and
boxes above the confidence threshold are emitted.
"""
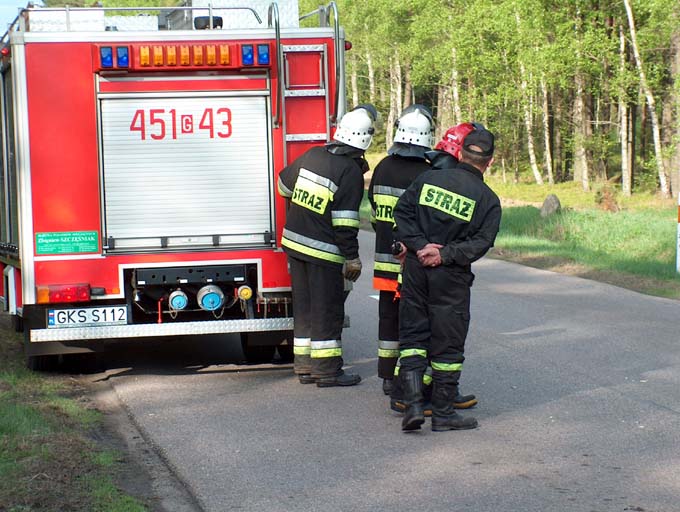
[311,348,342,358]
[423,374,433,385]
[400,348,428,358]
[374,261,401,273]
[431,362,463,372]
[419,184,476,221]
[332,218,360,228]
[282,236,345,264]
[292,178,333,215]
[278,179,293,198]
[393,366,400,376]
[378,348,400,358]
[373,194,399,224]
[397,273,402,284]
[294,347,311,355]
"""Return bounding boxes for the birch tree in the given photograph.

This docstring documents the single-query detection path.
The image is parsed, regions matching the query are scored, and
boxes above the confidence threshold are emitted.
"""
[623,0,670,196]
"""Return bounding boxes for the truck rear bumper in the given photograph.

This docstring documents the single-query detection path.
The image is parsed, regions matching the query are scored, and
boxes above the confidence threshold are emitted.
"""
[29,317,294,342]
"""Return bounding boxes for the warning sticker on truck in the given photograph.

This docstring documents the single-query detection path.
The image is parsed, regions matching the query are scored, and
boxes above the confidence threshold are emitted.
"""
[36,231,99,254]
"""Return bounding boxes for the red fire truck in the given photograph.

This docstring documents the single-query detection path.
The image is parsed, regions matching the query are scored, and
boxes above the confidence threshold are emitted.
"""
[0,1,347,369]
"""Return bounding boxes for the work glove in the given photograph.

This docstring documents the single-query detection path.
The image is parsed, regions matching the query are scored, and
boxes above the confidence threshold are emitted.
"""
[343,257,362,282]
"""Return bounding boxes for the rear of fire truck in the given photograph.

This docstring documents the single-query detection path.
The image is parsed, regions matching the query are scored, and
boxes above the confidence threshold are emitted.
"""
[0,0,347,369]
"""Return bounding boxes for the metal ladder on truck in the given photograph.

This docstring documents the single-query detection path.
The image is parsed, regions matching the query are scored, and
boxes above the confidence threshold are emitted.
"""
[269,1,345,165]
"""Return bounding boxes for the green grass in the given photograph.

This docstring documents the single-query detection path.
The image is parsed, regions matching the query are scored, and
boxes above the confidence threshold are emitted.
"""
[496,206,679,281]
[361,158,680,298]
[484,175,676,212]
[0,330,148,511]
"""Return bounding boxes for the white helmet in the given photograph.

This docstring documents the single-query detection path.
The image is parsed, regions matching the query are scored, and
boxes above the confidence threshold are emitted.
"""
[333,104,377,150]
[393,104,434,148]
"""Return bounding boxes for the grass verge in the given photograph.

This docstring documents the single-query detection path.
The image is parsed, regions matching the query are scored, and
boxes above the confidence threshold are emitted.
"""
[360,168,680,300]
[491,205,680,299]
[0,326,148,512]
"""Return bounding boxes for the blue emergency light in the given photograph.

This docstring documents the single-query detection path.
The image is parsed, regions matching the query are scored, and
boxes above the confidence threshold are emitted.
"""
[241,44,254,66]
[116,46,129,68]
[100,46,113,68]
[257,44,270,65]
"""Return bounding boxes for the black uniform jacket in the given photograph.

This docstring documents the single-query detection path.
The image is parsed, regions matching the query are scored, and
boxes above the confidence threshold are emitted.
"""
[277,145,364,267]
[368,154,431,280]
[393,162,502,272]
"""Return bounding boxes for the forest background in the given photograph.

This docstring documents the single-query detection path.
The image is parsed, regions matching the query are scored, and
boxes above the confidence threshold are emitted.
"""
[31,0,680,297]
[35,0,680,197]
[298,0,680,200]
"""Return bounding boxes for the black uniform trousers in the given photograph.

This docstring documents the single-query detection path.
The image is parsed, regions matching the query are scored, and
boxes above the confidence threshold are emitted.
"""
[378,290,400,379]
[398,253,473,386]
[289,256,345,378]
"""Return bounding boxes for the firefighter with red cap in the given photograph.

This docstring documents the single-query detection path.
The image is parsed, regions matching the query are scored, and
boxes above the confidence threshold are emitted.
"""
[368,104,434,396]
[277,104,377,387]
[393,125,501,431]
[389,122,480,415]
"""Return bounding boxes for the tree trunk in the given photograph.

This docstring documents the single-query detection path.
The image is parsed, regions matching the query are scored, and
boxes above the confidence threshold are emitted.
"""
[394,57,403,118]
[349,52,359,108]
[436,84,446,140]
[618,25,631,196]
[519,64,543,184]
[623,0,670,197]
[541,77,554,185]
[365,51,376,105]
[669,22,680,198]
[554,97,564,182]
[386,57,399,149]
[451,47,462,124]
[573,71,590,191]
[403,65,413,109]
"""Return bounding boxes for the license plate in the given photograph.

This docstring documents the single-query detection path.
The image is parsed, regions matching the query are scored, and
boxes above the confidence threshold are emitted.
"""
[47,306,128,328]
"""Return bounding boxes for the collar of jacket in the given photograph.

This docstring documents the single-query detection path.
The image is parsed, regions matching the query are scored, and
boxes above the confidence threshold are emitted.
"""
[325,142,365,159]
[456,162,485,181]
[425,150,459,170]
[387,142,429,160]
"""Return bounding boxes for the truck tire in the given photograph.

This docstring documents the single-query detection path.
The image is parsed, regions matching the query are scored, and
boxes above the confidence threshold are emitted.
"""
[276,344,294,363]
[26,354,58,372]
[240,333,276,364]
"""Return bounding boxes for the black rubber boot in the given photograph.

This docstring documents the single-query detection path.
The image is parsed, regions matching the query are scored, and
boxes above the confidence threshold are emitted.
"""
[390,399,433,417]
[453,391,478,409]
[298,374,316,384]
[400,371,425,431]
[382,378,394,396]
[431,382,478,431]
[316,370,361,388]
[392,383,474,414]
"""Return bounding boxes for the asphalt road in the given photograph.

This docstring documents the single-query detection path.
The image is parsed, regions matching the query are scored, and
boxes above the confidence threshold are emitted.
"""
[94,230,680,512]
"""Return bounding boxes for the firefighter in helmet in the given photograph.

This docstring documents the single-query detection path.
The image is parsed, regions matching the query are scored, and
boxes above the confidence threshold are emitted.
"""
[393,126,501,431]
[368,104,433,396]
[428,122,480,170]
[389,122,480,416]
[277,104,377,387]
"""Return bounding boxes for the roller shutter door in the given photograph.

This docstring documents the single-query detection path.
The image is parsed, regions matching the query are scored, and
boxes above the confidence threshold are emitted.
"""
[100,94,272,250]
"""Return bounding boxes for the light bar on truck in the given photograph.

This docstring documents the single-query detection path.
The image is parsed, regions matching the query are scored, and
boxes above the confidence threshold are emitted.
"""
[241,44,254,66]
[219,44,230,65]
[193,45,204,65]
[166,46,177,66]
[95,44,267,70]
[116,46,129,68]
[180,45,190,65]
[37,284,91,304]
[257,44,270,65]
[153,46,163,66]
[206,45,216,66]
[100,46,113,68]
